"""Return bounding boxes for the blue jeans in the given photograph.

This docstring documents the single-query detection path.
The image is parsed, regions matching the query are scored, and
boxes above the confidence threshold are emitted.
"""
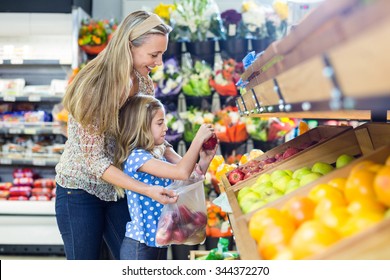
[55,184,130,260]
[120,237,168,260]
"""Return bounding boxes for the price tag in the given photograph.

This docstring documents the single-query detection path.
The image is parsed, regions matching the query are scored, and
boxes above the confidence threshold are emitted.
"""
[0,158,12,165]
[228,24,237,37]
[24,128,36,135]
[28,96,41,102]
[3,96,16,102]
[32,159,46,166]
[9,128,22,134]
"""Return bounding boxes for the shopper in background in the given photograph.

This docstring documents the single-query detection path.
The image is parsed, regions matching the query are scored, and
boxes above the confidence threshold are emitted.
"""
[55,11,180,260]
[114,94,217,260]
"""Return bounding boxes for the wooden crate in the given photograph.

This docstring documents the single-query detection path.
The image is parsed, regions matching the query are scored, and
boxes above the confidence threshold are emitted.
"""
[221,125,352,192]
[225,128,362,221]
[354,122,390,155]
[233,144,390,260]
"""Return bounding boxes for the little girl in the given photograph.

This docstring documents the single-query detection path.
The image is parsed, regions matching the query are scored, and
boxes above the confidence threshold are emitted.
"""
[114,94,217,260]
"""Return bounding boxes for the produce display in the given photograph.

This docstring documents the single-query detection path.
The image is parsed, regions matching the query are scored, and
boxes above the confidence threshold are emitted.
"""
[237,154,355,214]
[156,204,207,246]
[247,155,390,260]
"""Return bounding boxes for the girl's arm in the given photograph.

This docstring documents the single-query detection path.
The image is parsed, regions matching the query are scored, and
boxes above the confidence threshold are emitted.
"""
[101,165,178,204]
[140,124,214,180]
[163,144,182,164]
[77,119,177,204]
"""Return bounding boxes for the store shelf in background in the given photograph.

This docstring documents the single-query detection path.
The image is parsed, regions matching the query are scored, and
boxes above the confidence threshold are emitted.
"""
[0,156,59,167]
[233,144,390,260]
[0,96,62,103]
[0,201,64,255]
[0,122,64,135]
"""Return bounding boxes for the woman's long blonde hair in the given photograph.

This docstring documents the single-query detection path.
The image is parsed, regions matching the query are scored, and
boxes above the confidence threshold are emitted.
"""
[62,11,171,136]
[114,95,164,169]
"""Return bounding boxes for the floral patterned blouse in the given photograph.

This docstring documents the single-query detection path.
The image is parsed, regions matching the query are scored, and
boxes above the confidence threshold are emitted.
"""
[55,71,155,201]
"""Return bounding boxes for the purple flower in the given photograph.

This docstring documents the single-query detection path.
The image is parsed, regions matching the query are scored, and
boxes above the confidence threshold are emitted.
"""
[221,9,242,25]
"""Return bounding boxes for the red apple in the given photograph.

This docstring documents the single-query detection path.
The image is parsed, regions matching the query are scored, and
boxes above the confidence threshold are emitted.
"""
[178,205,193,223]
[228,169,245,185]
[193,211,207,227]
[202,134,218,150]
[156,228,172,245]
[172,227,189,243]
[282,147,301,159]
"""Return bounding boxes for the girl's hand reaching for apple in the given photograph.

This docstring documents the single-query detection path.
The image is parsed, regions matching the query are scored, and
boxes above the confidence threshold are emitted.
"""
[198,140,219,174]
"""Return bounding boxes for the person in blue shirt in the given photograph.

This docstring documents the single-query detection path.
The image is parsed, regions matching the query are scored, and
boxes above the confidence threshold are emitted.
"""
[114,94,218,260]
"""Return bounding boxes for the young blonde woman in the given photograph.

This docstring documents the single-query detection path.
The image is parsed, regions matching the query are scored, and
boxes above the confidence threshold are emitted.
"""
[55,11,180,260]
[114,95,217,260]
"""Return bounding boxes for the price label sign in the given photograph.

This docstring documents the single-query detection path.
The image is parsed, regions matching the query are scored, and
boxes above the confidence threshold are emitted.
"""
[32,159,46,166]
[9,128,22,134]
[28,96,41,102]
[0,158,12,165]
[24,128,36,135]
[3,96,16,102]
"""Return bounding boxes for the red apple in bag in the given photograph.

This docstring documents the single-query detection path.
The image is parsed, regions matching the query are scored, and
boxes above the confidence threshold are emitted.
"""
[178,204,193,223]
[156,228,172,245]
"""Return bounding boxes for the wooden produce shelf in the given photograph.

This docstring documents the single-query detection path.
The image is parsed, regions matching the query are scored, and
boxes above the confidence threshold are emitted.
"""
[221,125,353,192]
[237,0,390,117]
[225,127,362,221]
[231,144,390,260]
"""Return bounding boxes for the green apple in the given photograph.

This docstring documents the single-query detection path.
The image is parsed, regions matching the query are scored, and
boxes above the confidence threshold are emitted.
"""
[285,178,300,194]
[242,199,267,214]
[237,187,253,203]
[251,181,273,196]
[292,167,312,180]
[273,175,292,193]
[270,170,290,182]
[263,192,283,203]
[336,154,354,168]
[299,172,322,187]
[256,173,271,184]
[284,170,293,177]
[311,162,334,175]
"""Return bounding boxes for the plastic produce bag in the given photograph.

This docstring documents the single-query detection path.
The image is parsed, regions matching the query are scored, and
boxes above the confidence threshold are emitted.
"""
[155,173,207,247]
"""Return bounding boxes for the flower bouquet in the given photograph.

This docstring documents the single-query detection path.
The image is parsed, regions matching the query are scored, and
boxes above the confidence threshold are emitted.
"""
[214,106,248,157]
[154,3,182,60]
[165,111,185,150]
[181,60,213,110]
[78,18,117,57]
[171,0,226,66]
[219,9,249,61]
[179,107,215,145]
[150,58,183,111]
[209,59,244,99]
[245,117,297,151]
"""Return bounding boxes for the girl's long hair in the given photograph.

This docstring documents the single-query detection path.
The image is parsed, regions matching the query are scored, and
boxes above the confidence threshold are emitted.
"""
[62,11,171,136]
[114,95,164,170]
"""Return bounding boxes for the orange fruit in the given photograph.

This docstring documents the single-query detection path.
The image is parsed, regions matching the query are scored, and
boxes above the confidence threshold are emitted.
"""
[290,220,340,260]
[347,198,386,216]
[344,169,376,202]
[281,196,316,227]
[215,163,235,181]
[248,208,295,243]
[373,166,390,207]
[209,155,225,173]
[308,184,345,204]
[257,224,295,260]
[239,153,249,165]
[340,212,384,237]
[272,247,294,260]
[327,177,347,192]
[349,160,377,176]
[316,206,350,233]
[314,195,347,219]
